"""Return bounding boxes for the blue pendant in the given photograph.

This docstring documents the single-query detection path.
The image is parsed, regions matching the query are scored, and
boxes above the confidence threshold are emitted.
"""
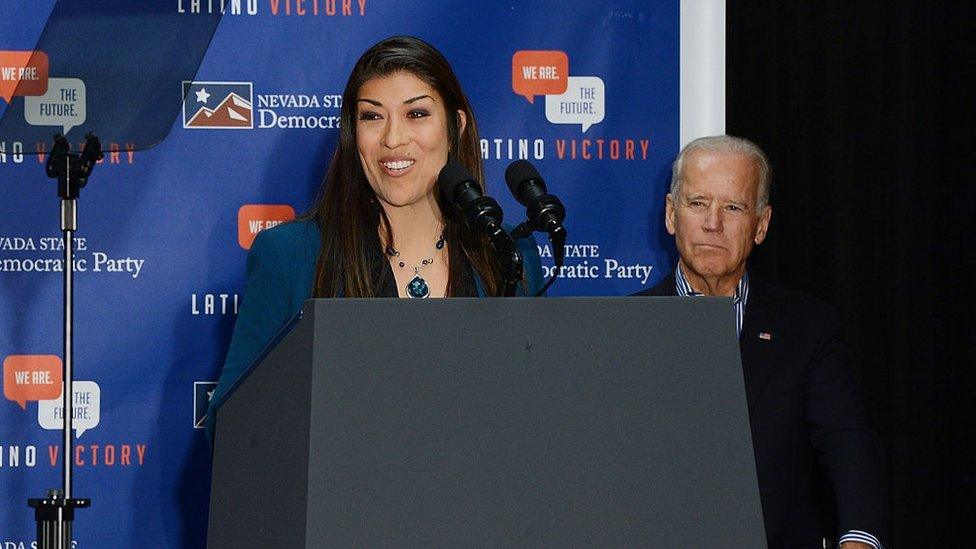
[407,275,430,298]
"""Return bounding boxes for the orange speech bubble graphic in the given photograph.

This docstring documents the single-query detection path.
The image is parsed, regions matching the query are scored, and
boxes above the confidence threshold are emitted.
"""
[238,204,296,250]
[3,355,62,410]
[512,50,569,104]
[0,51,50,103]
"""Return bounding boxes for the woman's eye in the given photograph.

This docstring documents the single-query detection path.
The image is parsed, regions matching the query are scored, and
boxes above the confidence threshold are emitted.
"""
[357,111,381,121]
[407,109,430,119]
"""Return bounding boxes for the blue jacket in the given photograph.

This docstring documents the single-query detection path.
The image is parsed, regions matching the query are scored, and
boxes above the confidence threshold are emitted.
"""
[207,218,545,440]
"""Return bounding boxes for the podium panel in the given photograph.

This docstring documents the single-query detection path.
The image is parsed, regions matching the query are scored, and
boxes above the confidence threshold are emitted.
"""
[209,297,765,547]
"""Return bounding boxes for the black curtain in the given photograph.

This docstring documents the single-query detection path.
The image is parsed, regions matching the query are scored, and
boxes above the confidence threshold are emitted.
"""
[727,2,974,546]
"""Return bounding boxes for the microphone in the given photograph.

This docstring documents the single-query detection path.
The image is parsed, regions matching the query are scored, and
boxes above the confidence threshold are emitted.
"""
[504,160,566,238]
[504,160,567,297]
[438,159,505,236]
[438,159,523,296]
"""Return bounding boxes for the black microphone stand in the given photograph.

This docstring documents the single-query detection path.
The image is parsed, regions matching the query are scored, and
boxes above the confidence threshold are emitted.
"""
[512,222,566,297]
[484,222,524,297]
[27,133,101,549]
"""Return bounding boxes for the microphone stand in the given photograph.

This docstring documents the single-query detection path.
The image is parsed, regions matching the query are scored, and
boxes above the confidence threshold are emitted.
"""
[485,222,523,297]
[512,223,566,297]
[27,133,101,549]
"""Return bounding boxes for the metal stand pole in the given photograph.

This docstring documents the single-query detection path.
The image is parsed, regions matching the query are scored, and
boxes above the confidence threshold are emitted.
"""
[61,195,75,501]
[28,134,100,549]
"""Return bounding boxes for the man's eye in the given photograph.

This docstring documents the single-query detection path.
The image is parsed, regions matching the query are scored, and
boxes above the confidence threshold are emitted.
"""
[358,111,381,121]
[727,205,742,212]
[689,201,705,208]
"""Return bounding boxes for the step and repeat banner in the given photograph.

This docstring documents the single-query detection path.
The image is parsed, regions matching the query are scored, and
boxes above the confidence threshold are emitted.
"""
[0,1,711,546]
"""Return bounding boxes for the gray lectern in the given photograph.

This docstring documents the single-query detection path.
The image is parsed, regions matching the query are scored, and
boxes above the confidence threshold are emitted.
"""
[208,297,765,547]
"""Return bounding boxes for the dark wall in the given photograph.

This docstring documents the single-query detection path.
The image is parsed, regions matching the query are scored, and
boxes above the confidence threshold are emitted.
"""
[727,2,974,546]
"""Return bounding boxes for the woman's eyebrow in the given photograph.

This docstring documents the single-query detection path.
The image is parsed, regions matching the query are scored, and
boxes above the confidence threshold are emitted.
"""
[404,94,434,104]
[357,95,434,106]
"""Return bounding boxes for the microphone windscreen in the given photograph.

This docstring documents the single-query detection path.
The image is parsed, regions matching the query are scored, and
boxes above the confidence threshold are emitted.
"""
[505,160,546,205]
[505,160,546,196]
[438,159,479,199]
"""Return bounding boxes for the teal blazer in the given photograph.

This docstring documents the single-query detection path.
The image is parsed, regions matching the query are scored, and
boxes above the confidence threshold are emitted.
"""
[207,218,545,440]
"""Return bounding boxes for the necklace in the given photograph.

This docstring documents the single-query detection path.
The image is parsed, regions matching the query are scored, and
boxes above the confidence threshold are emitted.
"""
[386,233,446,298]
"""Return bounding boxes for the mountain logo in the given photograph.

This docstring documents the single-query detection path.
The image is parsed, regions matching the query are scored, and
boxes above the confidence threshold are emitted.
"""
[182,81,253,129]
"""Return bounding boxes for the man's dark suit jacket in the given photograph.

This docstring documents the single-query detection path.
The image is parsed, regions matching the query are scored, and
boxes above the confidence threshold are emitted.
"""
[635,273,888,548]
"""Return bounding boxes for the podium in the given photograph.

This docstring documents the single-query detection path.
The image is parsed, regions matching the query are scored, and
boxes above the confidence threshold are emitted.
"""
[208,297,766,547]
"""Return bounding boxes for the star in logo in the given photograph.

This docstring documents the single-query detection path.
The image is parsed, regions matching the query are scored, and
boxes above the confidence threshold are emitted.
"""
[182,81,254,130]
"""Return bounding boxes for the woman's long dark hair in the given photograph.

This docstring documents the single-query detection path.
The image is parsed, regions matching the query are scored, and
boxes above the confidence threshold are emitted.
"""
[306,35,502,297]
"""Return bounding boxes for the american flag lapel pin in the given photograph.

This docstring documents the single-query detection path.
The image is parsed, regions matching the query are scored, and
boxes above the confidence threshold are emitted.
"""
[759,331,772,341]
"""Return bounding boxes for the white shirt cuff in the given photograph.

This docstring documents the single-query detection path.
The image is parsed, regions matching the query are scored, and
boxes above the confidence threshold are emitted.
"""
[838,529,882,549]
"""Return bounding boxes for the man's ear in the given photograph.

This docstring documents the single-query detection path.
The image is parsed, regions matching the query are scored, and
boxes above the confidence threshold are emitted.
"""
[664,194,677,236]
[754,205,772,244]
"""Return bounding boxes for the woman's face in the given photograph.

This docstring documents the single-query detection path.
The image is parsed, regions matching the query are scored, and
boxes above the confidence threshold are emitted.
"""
[355,71,465,212]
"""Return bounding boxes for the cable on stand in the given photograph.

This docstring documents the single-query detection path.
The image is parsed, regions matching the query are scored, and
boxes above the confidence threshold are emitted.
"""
[485,222,525,297]
[512,221,565,297]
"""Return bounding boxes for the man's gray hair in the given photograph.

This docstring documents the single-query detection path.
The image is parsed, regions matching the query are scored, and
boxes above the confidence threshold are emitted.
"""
[669,135,772,212]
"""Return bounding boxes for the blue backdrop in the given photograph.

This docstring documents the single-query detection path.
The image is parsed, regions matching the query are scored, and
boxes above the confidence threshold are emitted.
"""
[1,1,679,546]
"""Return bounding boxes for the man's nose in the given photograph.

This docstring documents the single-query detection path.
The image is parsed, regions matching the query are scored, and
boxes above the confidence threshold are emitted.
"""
[381,117,409,149]
[702,205,723,232]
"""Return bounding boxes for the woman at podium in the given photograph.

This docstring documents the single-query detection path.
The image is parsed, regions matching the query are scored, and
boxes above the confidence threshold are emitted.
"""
[207,36,543,439]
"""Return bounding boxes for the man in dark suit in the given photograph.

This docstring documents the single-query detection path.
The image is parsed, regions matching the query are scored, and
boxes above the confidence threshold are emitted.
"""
[635,136,888,548]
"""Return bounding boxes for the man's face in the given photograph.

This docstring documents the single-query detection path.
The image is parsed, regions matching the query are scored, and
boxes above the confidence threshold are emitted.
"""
[665,150,772,283]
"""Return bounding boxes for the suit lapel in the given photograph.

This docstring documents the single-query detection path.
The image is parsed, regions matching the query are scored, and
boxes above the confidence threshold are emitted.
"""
[738,277,780,413]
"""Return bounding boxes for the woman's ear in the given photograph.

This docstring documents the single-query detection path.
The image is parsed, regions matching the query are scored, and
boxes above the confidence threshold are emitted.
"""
[456,109,467,138]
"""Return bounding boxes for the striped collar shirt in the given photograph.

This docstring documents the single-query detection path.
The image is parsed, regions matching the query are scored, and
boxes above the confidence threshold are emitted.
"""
[674,266,750,338]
